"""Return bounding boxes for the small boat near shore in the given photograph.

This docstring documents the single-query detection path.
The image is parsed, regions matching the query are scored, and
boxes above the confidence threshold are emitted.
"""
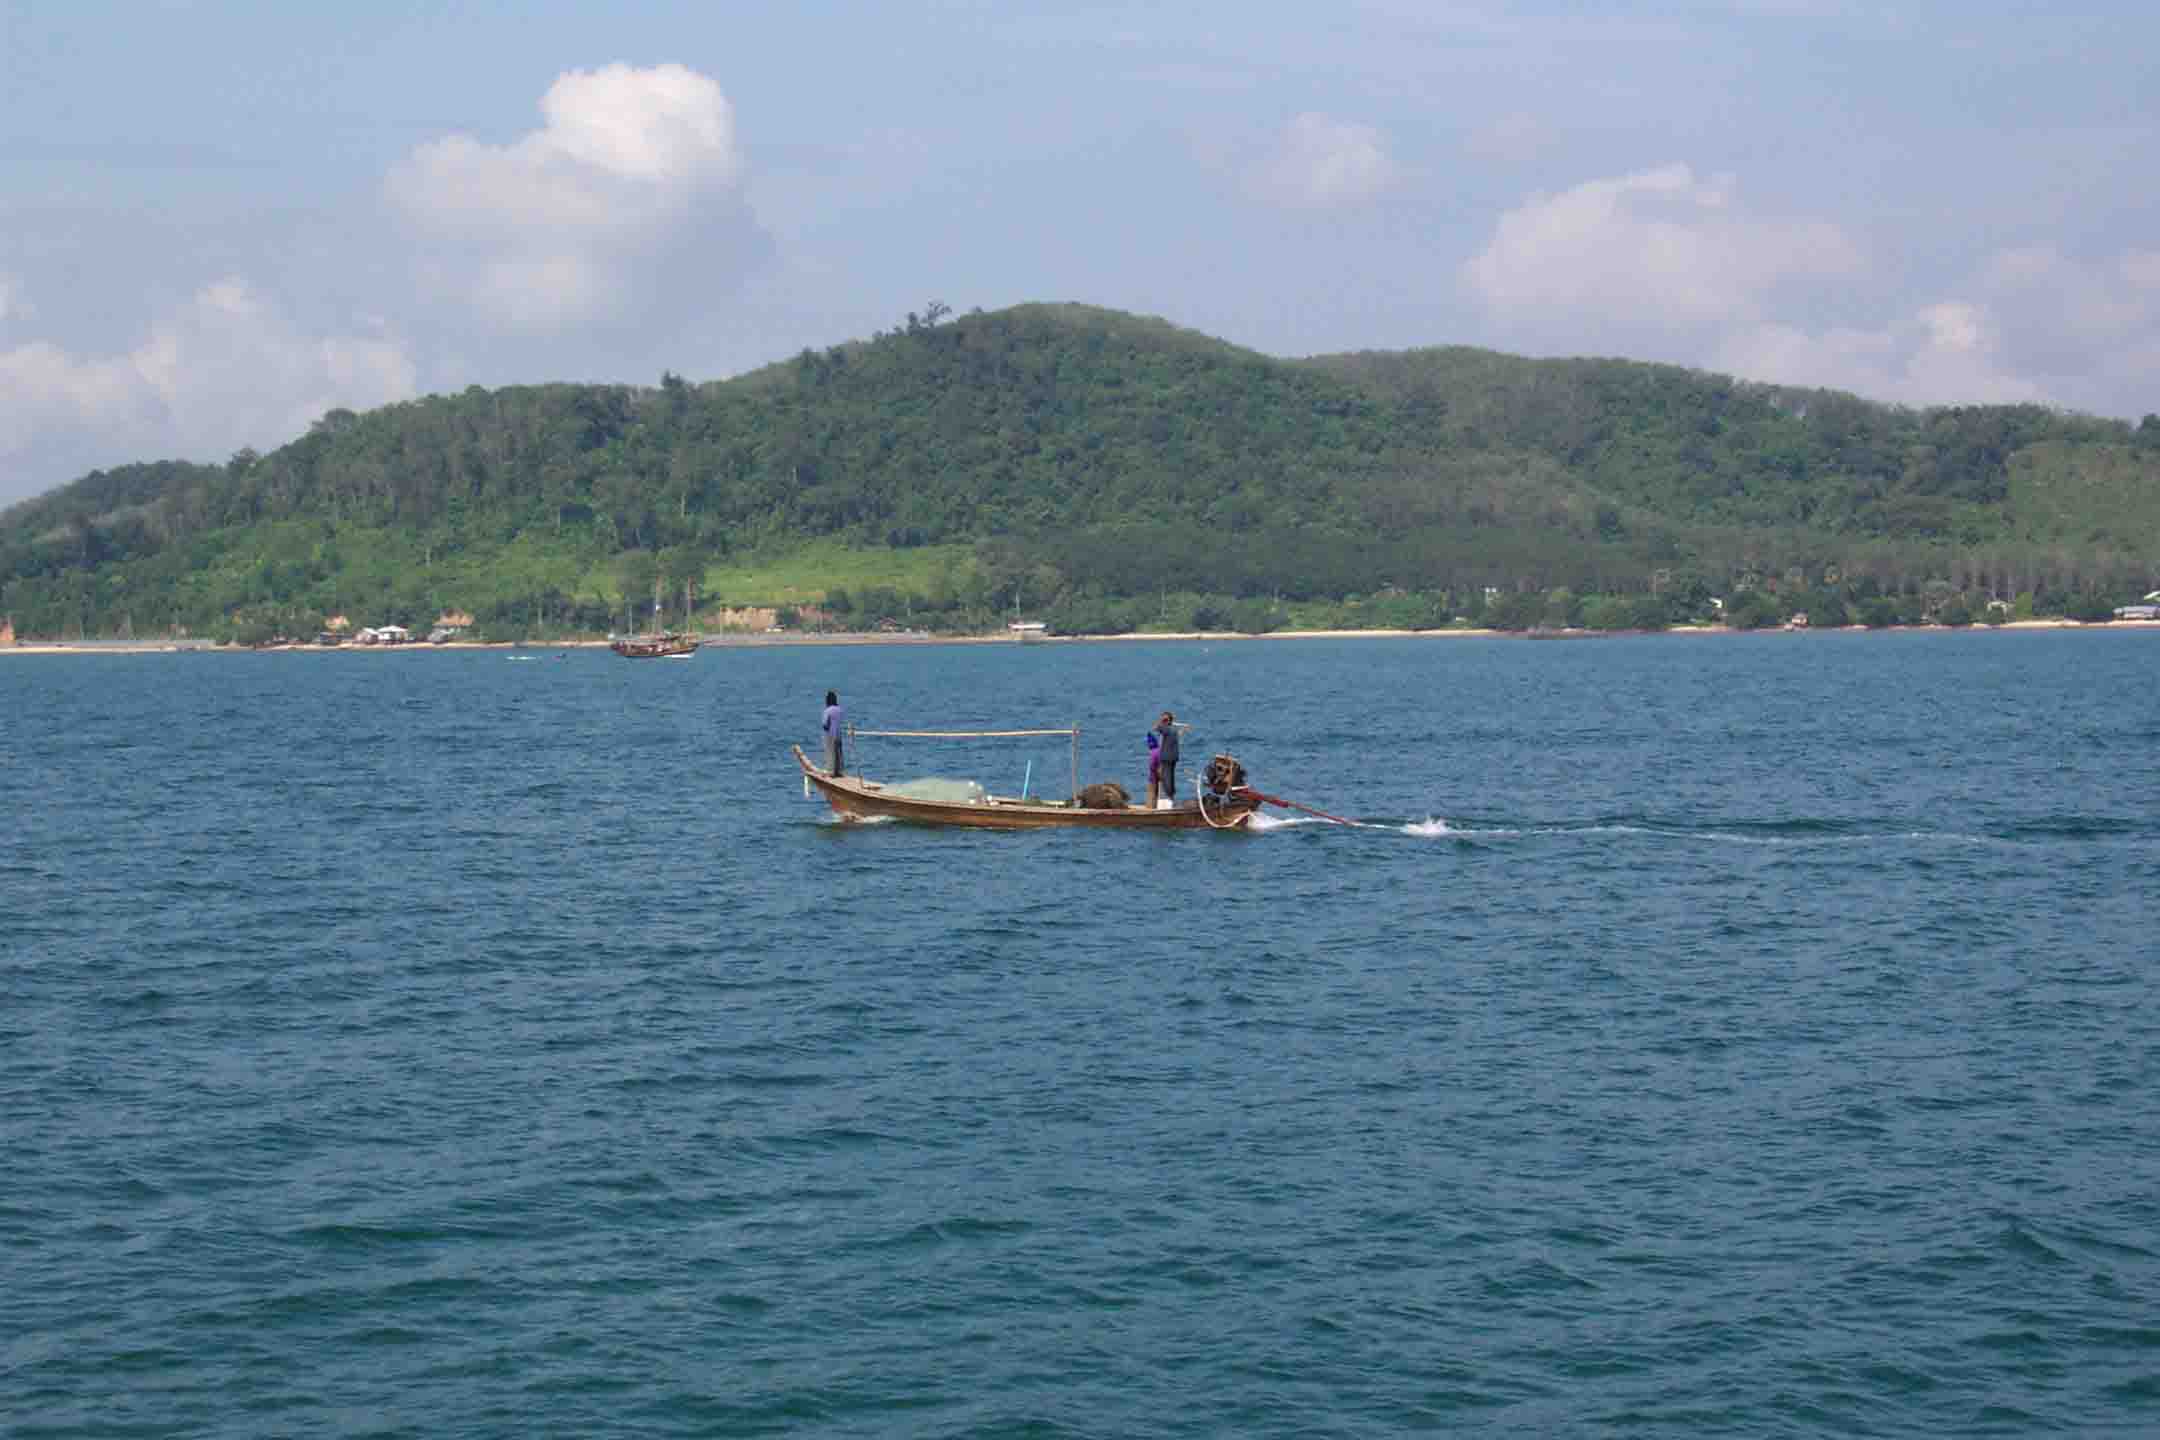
[610,630,700,659]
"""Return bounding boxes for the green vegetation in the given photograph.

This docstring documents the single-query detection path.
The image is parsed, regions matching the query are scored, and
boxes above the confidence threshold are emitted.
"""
[708,541,976,611]
[3,303,2157,641]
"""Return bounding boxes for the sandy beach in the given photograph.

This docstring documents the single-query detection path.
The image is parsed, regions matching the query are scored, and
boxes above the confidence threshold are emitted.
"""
[9,617,2159,655]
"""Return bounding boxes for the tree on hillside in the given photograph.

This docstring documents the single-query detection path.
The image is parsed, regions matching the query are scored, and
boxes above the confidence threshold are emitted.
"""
[658,543,709,625]
[615,549,659,633]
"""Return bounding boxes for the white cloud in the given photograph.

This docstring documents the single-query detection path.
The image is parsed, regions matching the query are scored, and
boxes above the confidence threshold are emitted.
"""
[1717,302,2047,408]
[3,61,775,503]
[1980,245,2160,354]
[1904,302,2049,404]
[1463,164,1861,336]
[535,63,740,184]
[395,63,738,227]
[1455,163,2146,410]
[1462,163,2160,416]
[1719,245,2160,414]
[0,278,416,478]
[1972,247,2160,416]
[0,342,148,461]
[387,62,761,333]
[1252,112,1398,209]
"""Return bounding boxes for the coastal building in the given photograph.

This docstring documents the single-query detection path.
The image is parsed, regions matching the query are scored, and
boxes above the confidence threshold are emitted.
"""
[0,617,14,647]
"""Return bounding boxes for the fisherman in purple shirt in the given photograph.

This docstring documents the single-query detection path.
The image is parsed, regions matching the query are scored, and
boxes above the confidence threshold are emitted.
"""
[822,690,845,776]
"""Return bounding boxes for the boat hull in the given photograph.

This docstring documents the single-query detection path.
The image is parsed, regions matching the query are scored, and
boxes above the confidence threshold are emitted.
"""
[793,747,1256,830]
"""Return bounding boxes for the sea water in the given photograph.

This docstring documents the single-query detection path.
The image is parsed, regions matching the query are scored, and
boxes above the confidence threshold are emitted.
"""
[4,632,2157,1436]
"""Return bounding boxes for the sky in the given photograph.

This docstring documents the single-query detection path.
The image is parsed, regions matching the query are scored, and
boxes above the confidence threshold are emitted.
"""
[3,0,2157,507]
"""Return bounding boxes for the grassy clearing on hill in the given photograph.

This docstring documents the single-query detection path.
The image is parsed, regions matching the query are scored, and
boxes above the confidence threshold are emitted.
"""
[701,541,976,607]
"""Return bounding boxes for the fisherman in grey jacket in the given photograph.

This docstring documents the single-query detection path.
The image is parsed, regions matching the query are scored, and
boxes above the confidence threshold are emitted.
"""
[1153,710,1180,804]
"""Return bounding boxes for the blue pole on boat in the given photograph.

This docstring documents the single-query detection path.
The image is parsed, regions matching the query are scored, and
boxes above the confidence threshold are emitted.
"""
[1022,759,1032,800]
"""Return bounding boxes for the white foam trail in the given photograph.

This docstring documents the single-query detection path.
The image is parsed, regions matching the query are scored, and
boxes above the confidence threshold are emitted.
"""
[1412,823,2011,847]
[1247,812,1322,831]
[1218,811,2062,846]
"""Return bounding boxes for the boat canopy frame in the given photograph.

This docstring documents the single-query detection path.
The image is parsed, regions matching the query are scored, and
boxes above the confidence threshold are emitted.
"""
[848,724,1080,800]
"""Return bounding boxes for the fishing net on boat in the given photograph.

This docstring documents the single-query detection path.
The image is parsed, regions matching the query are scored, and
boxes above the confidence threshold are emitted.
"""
[882,777,988,805]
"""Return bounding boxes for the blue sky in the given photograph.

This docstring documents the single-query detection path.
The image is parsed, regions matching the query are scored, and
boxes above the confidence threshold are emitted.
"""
[3,0,2156,506]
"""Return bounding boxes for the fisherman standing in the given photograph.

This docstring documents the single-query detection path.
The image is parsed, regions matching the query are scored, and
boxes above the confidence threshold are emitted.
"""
[1153,710,1181,804]
[822,690,846,776]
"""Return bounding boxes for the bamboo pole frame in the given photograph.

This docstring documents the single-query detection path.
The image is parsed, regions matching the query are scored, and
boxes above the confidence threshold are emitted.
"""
[852,728,1076,738]
[847,725,1085,800]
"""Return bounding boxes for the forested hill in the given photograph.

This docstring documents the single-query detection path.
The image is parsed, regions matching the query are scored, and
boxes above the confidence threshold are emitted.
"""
[5,302,2158,640]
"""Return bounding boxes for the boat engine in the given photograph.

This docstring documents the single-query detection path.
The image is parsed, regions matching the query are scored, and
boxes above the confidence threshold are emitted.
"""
[1201,753,1248,797]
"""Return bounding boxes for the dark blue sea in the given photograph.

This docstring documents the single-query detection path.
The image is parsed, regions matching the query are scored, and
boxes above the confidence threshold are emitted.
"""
[5,632,2159,1438]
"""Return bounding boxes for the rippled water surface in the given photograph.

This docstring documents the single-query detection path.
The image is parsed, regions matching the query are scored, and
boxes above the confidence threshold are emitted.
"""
[5,633,2159,1437]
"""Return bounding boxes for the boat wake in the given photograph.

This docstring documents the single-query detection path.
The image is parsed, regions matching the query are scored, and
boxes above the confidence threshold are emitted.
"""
[1248,812,1456,836]
[1370,815,2145,847]
[1243,811,2113,846]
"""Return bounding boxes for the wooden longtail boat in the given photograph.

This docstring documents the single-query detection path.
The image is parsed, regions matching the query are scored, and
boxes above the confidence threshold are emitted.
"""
[792,745,1262,831]
[610,630,700,659]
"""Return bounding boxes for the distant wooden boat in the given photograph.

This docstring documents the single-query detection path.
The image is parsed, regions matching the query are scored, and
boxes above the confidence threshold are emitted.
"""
[610,631,700,659]
[792,745,1261,830]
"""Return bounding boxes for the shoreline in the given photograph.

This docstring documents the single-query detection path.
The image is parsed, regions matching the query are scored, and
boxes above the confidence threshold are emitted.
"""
[6,618,2157,655]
